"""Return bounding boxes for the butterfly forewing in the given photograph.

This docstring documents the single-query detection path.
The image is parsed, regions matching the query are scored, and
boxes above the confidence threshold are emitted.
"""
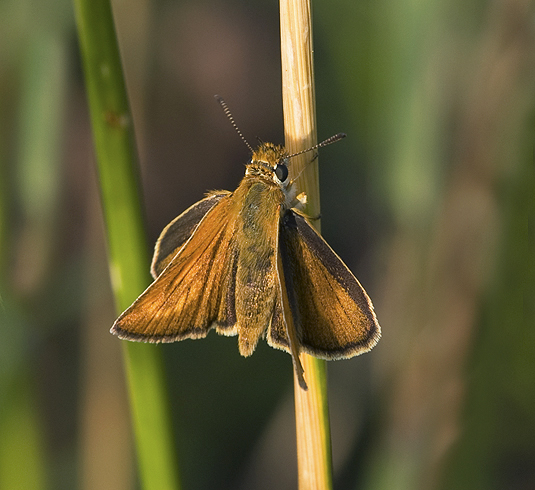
[111,194,239,342]
[271,211,381,359]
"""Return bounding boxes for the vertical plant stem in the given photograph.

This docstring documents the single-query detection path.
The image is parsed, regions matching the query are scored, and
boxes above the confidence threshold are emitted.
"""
[279,0,333,488]
[73,1,180,489]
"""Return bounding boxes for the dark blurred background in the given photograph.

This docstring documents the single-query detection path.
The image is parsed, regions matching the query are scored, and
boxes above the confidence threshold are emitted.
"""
[0,0,533,489]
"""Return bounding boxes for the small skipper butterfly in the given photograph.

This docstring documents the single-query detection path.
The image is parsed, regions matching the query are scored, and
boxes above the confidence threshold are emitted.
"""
[111,97,381,389]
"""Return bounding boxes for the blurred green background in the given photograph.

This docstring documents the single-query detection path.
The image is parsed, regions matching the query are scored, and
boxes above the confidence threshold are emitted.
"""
[0,0,533,489]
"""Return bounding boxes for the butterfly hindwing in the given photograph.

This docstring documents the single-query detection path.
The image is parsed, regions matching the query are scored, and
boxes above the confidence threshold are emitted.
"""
[151,192,230,278]
[270,210,381,359]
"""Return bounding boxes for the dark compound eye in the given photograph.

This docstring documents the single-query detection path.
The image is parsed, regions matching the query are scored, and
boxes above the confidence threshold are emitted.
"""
[274,164,288,182]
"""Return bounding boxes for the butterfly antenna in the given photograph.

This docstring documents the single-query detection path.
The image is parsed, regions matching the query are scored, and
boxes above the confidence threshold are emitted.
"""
[215,95,254,153]
[286,133,346,160]
[288,133,346,182]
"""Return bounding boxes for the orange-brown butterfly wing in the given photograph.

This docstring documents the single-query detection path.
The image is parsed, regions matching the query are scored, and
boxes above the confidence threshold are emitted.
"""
[151,192,230,278]
[111,193,239,342]
[268,211,380,359]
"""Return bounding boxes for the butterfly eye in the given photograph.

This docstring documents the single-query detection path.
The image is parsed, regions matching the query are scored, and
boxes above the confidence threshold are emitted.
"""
[274,164,289,182]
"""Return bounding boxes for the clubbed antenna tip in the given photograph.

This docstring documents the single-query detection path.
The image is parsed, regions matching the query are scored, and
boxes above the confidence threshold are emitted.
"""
[287,133,346,159]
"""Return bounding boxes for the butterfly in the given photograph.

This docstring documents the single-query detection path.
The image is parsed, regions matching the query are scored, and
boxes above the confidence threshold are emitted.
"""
[111,97,381,389]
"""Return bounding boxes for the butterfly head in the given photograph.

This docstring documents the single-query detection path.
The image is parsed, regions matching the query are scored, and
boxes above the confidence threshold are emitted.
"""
[247,142,290,186]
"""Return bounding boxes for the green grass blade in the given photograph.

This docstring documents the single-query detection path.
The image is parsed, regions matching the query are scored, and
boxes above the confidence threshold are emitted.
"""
[73,1,181,489]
